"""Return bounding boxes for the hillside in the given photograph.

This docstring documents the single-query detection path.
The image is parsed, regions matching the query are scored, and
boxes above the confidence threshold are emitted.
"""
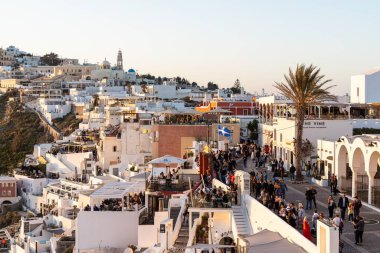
[52,113,82,137]
[0,91,53,173]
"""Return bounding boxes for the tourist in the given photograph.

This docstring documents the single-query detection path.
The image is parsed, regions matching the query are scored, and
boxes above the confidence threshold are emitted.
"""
[311,209,319,233]
[348,202,354,221]
[311,187,318,209]
[183,204,189,225]
[289,163,296,181]
[305,187,313,210]
[338,194,349,220]
[353,216,365,245]
[332,213,343,236]
[306,161,311,177]
[327,195,337,219]
[298,203,305,228]
[303,217,312,241]
[332,174,338,195]
[287,210,297,228]
[280,179,288,200]
[352,196,362,217]
[271,158,278,172]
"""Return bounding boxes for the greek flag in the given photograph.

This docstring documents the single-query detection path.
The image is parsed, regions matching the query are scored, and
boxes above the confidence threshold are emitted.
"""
[218,125,232,137]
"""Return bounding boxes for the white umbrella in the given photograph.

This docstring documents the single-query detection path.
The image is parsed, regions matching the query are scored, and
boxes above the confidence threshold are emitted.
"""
[243,229,283,246]
[148,155,186,164]
[248,238,306,253]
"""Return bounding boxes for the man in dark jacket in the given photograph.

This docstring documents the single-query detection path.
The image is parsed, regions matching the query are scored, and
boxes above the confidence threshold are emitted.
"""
[289,163,296,181]
[338,194,349,220]
[305,187,314,210]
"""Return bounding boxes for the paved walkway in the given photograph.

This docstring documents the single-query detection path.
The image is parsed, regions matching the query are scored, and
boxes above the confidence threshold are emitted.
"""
[239,159,380,253]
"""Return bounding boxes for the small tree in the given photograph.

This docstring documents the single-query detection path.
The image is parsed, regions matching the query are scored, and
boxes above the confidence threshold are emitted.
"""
[231,79,241,94]
[207,82,219,90]
[40,52,61,66]
[247,119,258,141]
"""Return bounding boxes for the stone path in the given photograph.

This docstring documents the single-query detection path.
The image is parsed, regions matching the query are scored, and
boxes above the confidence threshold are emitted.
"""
[238,159,380,253]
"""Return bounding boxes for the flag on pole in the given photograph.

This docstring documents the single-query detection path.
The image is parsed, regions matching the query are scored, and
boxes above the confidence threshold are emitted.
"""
[218,125,232,137]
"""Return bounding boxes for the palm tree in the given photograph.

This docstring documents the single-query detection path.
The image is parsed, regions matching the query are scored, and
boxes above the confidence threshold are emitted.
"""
[274,64,336,181]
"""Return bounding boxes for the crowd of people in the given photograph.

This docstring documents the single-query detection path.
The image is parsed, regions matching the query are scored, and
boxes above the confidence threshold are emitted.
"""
[192,185,236,208]
[241,143,367,246]
[83,192,145,211]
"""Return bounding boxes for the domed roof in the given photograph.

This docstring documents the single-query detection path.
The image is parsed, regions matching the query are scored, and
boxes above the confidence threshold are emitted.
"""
[101,59,111,66]
[128,68,136,73]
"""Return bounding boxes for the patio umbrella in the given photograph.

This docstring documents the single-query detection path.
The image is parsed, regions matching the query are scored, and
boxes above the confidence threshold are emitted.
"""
[242,229,283,246]
[248,238,306,253]
[148,155,186,164]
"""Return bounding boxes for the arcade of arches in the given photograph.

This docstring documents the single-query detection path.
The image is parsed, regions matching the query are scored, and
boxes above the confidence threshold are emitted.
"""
[336,140,380,208]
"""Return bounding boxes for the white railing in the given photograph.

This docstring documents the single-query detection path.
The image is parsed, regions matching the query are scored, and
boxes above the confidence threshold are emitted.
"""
[185,217,201,253]
[231,211,238,241]
[171,197,187,245]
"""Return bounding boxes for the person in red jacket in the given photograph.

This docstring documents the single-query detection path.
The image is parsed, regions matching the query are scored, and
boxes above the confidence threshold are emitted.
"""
[303,217,312,241]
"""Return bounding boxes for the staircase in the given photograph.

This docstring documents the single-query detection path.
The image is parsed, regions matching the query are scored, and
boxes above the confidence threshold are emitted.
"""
[172,222,189,251]
[170,207,181,226]
[171,212,200,252]
[232,206,251,235]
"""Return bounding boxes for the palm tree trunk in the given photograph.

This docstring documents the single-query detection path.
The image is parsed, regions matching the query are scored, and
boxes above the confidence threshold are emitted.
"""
[295,109,305,181]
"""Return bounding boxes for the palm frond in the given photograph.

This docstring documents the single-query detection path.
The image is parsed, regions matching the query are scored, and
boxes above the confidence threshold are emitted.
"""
[274,64,336,106]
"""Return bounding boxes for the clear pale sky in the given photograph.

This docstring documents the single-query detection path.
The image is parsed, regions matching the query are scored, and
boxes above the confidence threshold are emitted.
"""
[2,0,380,95]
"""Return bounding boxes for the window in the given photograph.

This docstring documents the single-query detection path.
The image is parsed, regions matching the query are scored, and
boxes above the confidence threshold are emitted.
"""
[356,87,359,97]
[280,133,283,142]
[2,190,5,196]
[113,146,117,152]
[7,190,11,196]
[243,109,248,115]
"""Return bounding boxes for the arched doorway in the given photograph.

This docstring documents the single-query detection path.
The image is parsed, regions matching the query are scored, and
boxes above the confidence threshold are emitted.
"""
[2,200,12,205]
[352,148,367,200]
[337,145,351,192]
[368,151,380,207]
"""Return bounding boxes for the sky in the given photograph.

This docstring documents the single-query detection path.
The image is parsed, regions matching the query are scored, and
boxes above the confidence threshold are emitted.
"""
[1,0,380,95]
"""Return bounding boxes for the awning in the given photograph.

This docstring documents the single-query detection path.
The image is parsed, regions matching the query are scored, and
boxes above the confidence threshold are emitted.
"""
[148,155,186,165]
[186,244,235,249]
[242,229,283,246]
[248,238,306,253]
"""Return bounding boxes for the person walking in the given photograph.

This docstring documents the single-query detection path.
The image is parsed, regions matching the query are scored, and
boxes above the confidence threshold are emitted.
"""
[352,196,362,218]
[332,174,338,196]
[305,187,313,210]
[271,158,278,173]
[311,187,318,209]
[338,194,349,220]
[332,213,343,236]
[289,163,296,181]
[298,203,305,229]
[353,216,365,245]
[348,202,354,221]
[306,161,311,177]
[327,195,337,219]
[280,179,288,200]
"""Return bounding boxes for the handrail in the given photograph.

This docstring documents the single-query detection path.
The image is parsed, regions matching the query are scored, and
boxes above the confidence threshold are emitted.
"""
[171,197,187,245]
[185,217,200,253]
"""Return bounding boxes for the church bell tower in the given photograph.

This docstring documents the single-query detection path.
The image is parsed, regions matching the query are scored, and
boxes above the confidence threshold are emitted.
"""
[117,49,123,70]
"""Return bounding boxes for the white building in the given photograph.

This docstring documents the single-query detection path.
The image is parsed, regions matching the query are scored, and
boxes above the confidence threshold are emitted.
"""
[35,98,72,124]
[351,68,380,104]
[258,95,354,169]
[14,174,47,213]
[317,134,380,208]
